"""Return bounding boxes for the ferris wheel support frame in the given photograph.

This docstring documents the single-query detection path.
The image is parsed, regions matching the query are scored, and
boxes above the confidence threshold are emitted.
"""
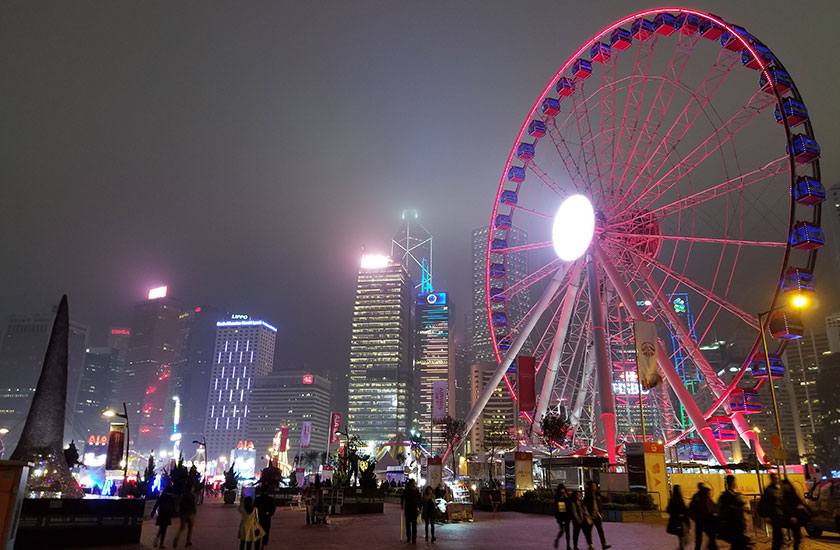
[594,242,728,465]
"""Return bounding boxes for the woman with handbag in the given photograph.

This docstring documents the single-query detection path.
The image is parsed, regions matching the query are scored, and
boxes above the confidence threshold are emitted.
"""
[554,483,572,550]
[238,495,266,550]
[570,490,594,550]
[666,485,690,550]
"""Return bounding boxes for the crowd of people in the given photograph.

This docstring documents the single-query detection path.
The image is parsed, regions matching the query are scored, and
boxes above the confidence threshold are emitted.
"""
[553,481,612,550]
[399,479,450,544]
[665,474,810,550]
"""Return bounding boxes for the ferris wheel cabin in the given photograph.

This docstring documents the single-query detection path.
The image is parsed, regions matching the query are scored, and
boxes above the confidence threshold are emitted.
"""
[775,98,809,127]
[792,177,825,206]
[728,388,762,413]
[750,353,786,378]
[652,13,679,36]
[631,18,656,41]
[609,28,632,51]
[708,417,738,441]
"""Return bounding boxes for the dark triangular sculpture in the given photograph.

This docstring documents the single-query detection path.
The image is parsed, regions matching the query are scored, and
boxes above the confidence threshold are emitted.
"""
[11,295,83,497]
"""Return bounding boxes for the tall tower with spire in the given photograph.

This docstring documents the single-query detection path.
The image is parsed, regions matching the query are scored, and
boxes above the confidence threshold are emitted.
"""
[392,209,433,292]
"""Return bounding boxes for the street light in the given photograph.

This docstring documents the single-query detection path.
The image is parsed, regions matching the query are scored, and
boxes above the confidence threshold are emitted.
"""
[757,294,808,474]
[103,402,130,494]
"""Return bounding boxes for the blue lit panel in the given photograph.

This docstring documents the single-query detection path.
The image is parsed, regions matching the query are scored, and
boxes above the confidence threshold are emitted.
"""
[417,292,447,305]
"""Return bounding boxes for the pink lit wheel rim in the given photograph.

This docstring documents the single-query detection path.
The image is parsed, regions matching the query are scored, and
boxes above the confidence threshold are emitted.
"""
[483,8,822,463]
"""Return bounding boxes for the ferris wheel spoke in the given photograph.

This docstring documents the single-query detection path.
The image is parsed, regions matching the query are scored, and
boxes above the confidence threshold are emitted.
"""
[524,158,567,197]
[545,116,588,193]
[608,156,788,225]
[510,203,553,220]
[621,48,741,208]
[610,243,758,330]
[613,32,700,205]
[608,39,656,197]
[497,258,563,301]
[597,54,618,198]
[604,232,786,249]
[571,78,602,197]
[592,241,728,465]
[497,241,552,255]
[625,88,777,214]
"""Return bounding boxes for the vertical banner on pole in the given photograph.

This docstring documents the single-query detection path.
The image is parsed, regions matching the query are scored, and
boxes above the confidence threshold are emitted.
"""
[432,380,448,424]
[329,413,342,444]
[300,421,312,449]
[105,423,125,470]
[633,320,662,389]
[517,356,536,411]
[278,424,289,452]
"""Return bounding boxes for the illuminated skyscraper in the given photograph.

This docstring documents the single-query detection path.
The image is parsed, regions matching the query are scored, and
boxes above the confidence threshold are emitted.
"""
[415,292,452,453]
[347,255,413,447]
[204,318,277,456]
[392,210,433,292]
[124,286,183,452]
[469,361,514,453]
[75,347,121,439]
[470,225,530,362]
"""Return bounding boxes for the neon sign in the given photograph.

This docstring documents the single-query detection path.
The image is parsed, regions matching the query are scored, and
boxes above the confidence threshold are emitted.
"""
[231,314,249,320]
[148,286,168,300]
[87,434,108,446]
[110,329,130,335]
[302,374,314,385]
[236,440,255,450]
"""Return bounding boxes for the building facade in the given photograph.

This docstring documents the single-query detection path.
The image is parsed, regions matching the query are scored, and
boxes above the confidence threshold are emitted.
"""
[75,347,121,440]
[392,210,433,292]
[347,255,413,447]
[248,372,331,460]
[469,362,515,454]
[123,287,183,452]
[415,292,452,453]
[204,319,277,457]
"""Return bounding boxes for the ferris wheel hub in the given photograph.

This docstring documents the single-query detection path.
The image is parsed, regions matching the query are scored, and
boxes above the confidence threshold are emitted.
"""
[552,194,595,261]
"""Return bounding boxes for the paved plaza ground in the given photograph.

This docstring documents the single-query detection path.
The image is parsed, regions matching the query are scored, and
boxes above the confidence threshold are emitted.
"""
[108,498,840,550]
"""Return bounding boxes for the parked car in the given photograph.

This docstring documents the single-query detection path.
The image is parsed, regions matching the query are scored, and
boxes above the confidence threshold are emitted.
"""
[805,478,840,537]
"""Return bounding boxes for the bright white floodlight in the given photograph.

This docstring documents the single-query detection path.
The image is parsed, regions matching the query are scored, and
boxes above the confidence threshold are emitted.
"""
[552,194,595,261]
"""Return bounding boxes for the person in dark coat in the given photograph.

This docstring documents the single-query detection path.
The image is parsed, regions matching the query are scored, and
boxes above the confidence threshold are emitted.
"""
[554,483,572,550]
[666,485,689,550]
[255,488,277,546]
[583,482,611,550]
[569,490,593,550]
[688,484,718,550]
[758,474,784,550]
[717,475,749,550]
[400,479,422,544]
[422,486,437,542]
[781,479,805,550]
[173,489,197,547]
[150,489,176,549]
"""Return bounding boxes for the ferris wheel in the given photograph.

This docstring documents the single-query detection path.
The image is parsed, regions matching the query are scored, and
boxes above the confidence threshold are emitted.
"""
[462,8,824,465]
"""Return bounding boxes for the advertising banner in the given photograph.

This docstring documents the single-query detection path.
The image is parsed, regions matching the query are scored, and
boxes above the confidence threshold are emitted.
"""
[300,421,312,449]
[329,412,342,444]
[517,356,536,411]
[105,423,125,470]
[432,380,448,424]
[633,320,662,389]
[278,424,289,452]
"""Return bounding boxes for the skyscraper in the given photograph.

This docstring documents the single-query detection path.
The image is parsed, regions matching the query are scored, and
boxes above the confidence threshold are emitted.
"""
[124,286,183,452]
[75,347,121,439]
[469,361,515,453]
[248,371,331,459]
[204,318,277,457]
[347,254,413,447]
[392,210,433,292]
[470,225,530,362]
[0,310,88,450]
[782,327,828,462]
[415,292,452,453]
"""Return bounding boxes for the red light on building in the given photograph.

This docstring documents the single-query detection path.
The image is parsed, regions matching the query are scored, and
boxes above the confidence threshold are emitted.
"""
[302,374,314,385]
[110,329,130,335]
[195,307,202,312]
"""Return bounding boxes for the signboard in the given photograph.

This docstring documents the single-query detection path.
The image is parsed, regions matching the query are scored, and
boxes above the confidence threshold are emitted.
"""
[302,374,314,385]
[329,413,342,445]
[105,423,125,470]
[87,434,108,446]
[432,380,448,424]
[417,292,447,305]
[517,356,536,411]
[278,425,289,452]
[300,421,312,449]
[633,320,662,389]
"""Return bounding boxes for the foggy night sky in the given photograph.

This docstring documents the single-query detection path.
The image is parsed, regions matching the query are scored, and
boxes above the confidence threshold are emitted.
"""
[1,1,838,377]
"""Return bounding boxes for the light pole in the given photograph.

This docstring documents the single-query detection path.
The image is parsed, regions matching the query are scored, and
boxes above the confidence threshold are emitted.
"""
[103,402,130,494]
[193,437,208,504]
[756,293,808,475]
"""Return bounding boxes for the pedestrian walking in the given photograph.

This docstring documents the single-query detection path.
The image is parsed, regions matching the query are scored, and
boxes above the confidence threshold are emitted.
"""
[717,475,749,550]
[569,490,594,550]
[422,486,437,542]
[781,479,807,550]
[255,487,276,546]
[688,483,718,550]
[583,481,611,550]
[400,479,421,544]
[554,483,572,550]
[173,489,197,548]
[150,489,176,549]
[666,485,690,550]
[238,495,266,550]
[758,474,784,550]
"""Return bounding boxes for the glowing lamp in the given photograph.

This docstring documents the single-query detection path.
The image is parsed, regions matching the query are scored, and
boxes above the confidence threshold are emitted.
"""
[792,295,808,308]
[102,410,116,417]
[552,195,595,261]
[360,254,390,269]
[0,428,9,435]
[148,286,168,300]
